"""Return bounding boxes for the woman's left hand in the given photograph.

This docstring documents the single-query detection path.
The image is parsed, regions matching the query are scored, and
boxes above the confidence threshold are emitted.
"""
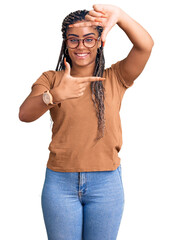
[69,4,121,46]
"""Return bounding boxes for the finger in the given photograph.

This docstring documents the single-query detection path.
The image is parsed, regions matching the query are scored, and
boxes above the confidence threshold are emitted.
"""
[79,77,106,83]
[64,58,71,75]
[68,21,102,28]
[80,82,90,88]
[88,77,106,82]
[88,10,107,18]
[92,4,105,15]
[68,22,90,27]
[79,85,87,92]
[85,15,103,23]
[101,27,110,43]
[85,14,97,21]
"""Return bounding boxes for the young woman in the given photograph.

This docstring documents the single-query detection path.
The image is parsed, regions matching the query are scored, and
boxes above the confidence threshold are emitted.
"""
[19,4,154,240]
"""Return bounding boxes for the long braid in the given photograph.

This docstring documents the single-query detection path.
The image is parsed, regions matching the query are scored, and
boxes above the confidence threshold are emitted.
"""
[55,10,106,140]
[91,45,106,140]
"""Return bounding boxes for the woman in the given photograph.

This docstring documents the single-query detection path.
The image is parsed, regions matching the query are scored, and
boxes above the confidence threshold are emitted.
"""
[19,4,154,240]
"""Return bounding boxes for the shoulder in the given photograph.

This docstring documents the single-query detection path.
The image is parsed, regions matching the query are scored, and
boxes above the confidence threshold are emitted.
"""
[104,61,134,89]
[42,70,64,88]
[42,70,56,79]
[104,61,119,74]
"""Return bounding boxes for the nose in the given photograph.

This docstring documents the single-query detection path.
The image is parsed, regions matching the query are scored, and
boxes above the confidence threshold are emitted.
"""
[77,39,86,49]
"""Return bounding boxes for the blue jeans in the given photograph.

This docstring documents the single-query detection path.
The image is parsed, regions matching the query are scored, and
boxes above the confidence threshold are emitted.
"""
[41,165,125,240]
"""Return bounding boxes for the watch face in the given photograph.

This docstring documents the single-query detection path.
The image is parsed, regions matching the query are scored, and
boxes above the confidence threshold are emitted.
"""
[43,92,51,105]
[45,94,50,102]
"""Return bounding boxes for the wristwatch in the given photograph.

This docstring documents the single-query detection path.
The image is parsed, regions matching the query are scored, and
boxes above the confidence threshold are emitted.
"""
[43,90,54,105]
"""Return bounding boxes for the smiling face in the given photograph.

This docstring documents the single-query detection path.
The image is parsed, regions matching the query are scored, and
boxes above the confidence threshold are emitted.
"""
[66,22,101,70]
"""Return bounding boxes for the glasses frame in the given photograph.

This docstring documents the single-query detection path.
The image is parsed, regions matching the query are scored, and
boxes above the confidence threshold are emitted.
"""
[65,36,101,49]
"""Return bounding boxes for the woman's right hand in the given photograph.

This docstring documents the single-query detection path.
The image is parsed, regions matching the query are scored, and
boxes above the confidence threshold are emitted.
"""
[51,58,106,102]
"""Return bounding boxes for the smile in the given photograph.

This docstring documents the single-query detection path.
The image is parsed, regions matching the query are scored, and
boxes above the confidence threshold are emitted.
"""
[74,53,90,59]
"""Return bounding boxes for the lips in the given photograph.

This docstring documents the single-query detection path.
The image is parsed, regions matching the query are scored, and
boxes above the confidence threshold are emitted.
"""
[74,52,90,59]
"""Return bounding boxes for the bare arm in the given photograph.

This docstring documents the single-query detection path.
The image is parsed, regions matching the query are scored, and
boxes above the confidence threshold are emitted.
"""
[19,58,105,123]
[117,8,154,85]
[18,85,61,122]
[69,4,154,85]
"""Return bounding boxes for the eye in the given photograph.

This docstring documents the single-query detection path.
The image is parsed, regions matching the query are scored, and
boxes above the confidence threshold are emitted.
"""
[85,38,94,42]
[69,38,78,43]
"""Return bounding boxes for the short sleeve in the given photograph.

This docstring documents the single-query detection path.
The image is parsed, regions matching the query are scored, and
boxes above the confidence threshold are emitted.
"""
[111,61,134,89]
[103,61,135,109]
[31,70,56,90]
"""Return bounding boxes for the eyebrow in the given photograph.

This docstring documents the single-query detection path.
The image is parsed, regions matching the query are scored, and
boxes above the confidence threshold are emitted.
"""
[67,33,96,37]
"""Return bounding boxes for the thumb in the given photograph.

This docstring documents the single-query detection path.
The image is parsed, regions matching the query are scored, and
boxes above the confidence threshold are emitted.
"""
[101,28,109,44]
[64,57,71,75]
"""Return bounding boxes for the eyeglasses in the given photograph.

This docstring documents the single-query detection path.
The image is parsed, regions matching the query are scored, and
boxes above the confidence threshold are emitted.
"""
[65,36,101,49]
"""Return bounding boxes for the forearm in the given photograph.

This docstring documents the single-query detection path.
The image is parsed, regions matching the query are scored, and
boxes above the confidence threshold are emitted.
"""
[117,8,154,51]
[19,87,63,123]
[19,94,53,122]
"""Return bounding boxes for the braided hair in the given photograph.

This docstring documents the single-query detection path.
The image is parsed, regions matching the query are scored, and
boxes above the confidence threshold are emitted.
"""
[55,10,106,140]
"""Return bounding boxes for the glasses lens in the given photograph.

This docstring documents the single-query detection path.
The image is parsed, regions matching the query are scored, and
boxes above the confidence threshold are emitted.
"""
[67,37,96,48]
[84,37,96,48]
[67,38,78,48]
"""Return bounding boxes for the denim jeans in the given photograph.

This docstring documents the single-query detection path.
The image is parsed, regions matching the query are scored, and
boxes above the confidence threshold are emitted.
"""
[41,165,125,240]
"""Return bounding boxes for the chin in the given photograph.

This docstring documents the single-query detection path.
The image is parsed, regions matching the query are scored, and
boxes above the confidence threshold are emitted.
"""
[72,57,96,67]
[69,52,96,67]
[75,60,90,66]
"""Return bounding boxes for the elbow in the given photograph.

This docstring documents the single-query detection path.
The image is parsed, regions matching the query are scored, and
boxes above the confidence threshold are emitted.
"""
[145,37,154,52]
[152,39,154,46]
[147,39,154,52]
[151,39,154,49]
[18,106,24,121]
[149,37,154,49]
[19,107,27,122]
[19,107,33,122]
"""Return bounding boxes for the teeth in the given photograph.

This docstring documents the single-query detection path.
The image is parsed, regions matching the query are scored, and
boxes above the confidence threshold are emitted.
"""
[76,53,88,56]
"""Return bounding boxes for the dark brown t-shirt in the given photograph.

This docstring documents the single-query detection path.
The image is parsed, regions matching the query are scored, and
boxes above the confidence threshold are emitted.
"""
[31,61,134,172]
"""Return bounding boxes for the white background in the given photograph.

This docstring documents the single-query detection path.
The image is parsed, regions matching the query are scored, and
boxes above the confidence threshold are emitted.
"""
[1,0,173,239]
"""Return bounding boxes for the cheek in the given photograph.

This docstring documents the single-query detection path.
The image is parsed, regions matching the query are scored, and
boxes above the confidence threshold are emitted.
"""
[90,47,98,57]
[67,50,73,58]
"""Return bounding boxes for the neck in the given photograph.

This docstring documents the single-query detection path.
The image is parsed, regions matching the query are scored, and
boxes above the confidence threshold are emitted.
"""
[70,62,95,77]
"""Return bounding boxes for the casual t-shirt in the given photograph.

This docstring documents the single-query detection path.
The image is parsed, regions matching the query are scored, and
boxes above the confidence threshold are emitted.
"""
[31,61,134,172]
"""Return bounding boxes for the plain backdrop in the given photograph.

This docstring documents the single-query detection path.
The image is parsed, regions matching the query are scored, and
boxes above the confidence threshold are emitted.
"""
[1,0,173,239]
